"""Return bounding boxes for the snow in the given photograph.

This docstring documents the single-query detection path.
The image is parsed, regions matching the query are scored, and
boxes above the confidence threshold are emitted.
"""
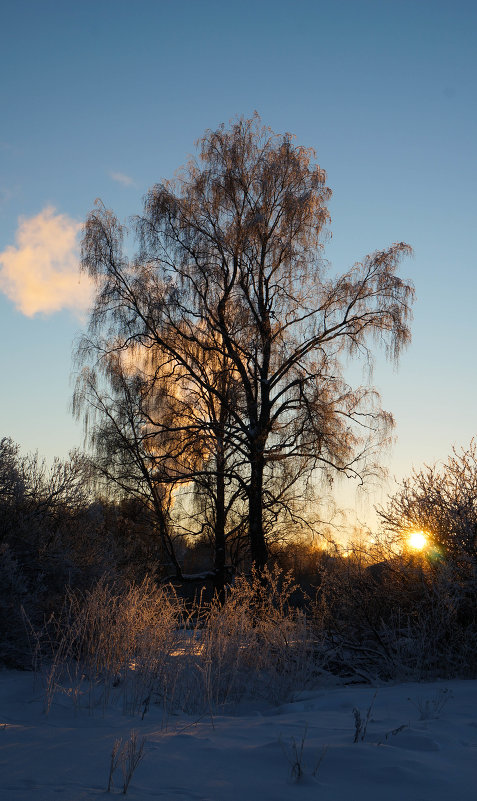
[1,670,477,800]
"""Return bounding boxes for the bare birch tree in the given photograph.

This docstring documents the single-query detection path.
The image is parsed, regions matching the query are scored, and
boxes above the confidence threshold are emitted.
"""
[77,114,414,571]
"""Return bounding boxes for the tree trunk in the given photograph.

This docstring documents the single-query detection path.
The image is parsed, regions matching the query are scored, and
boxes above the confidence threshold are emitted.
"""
[248,451,268,571]
[213,441,227,602]
[151,489,183,580]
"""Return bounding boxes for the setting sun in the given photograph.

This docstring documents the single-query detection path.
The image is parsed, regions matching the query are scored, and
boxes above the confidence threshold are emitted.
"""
[408,531,428,550]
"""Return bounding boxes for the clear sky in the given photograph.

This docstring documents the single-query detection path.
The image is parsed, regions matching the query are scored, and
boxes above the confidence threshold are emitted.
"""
[1,0,476,531]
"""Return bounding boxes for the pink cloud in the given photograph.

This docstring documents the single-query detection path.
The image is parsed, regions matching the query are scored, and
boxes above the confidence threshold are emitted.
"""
[0,207,94,317]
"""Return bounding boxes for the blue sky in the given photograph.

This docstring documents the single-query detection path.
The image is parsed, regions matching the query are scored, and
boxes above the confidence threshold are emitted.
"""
[1,0,476,529]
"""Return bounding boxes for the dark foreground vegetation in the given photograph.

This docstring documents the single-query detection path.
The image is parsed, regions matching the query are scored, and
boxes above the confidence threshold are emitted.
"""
[1,434,477,705]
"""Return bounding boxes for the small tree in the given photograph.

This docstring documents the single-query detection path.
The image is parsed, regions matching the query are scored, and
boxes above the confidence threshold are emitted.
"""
[378,440,477,560]
[79,114,414,571]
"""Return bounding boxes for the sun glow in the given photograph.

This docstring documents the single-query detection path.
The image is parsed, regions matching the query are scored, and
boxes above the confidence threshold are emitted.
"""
[407,530,428,550]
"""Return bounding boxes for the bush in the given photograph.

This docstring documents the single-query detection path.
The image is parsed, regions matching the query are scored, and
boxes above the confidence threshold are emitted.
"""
[377,440,477,560]
[29,567,322,718]
[313,542,477,681]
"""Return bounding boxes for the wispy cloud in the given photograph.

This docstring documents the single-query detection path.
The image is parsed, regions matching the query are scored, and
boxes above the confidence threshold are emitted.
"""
[0,185,18,209]
[109,170,135,187]
[0,207,94,317]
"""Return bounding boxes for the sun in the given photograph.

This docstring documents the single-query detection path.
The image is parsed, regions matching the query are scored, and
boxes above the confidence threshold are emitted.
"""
[407,530,428,550]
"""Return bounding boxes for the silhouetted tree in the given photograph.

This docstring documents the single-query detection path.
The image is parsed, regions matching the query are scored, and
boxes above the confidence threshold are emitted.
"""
[378,440,477,560]
[79,114,414,571]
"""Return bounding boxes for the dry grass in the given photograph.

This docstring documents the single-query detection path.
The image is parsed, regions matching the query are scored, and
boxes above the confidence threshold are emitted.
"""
[28,567,321,719]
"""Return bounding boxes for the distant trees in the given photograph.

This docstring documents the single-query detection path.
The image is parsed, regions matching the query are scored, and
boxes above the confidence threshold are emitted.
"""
[378,440,477,560]
[0,437,90,552]
[0,438,95,664]
[75,114,414,576]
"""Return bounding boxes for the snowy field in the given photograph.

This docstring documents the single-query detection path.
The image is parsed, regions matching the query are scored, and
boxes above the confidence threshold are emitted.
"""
[1,670,476,800]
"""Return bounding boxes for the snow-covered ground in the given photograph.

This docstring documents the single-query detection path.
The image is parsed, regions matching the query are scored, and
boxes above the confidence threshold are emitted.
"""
[1,670,476,800]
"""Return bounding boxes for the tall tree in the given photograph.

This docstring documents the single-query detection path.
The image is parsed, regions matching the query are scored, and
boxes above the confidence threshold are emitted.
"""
[79,114,414,571]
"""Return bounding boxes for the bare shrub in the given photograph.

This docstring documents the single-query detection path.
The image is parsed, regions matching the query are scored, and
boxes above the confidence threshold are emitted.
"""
[280,725,328,782]
[107,730,146,794]
[408,687,452,721]
[32,577,185,716]
[281,725,308,782]
[31,566,324,717]
[314,541,477,681]
[353,692,377,742]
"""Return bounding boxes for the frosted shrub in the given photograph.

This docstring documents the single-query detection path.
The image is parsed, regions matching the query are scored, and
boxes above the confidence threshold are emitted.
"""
[31,567,321,718]
[190,567,320,708]
[188,580,257,710]
[33,577,185,716]
[383,560,477,679]
[245,567,319,703]
[314,546,477,681]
